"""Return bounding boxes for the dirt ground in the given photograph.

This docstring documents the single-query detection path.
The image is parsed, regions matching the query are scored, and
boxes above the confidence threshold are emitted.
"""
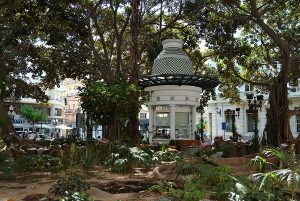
[0,166,167,201]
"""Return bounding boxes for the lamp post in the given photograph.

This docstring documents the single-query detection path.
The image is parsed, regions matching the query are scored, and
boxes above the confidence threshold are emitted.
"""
[199,109,205,143]
[7,105,15,123]
[225,108,240,142]
[53,118,58,138]
[246,93,264,150]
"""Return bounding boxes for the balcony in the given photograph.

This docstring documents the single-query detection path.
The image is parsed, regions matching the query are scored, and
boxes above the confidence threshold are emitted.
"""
[65,109,78,113]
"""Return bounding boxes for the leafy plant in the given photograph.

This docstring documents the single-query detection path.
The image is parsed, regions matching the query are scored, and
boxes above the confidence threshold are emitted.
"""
[57,191,93,201]
[249,156,277,173]
[153,151,179,163]
[104,144,152,173]
[175,148,237,200]
[232,146,300,200]
[48,175,90,200]
[149,181,177,195]
[13,155,60,172]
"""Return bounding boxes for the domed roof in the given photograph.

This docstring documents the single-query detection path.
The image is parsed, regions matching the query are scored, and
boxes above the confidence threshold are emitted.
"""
[138,39,220,90]
[152,39,194,75]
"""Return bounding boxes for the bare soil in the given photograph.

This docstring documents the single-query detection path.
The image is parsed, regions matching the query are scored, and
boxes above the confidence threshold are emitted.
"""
[0,166,165,201]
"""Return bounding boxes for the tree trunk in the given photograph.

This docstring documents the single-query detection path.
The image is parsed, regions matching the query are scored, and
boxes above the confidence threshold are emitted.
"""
[128,0,141,144]
[266,78,293,146]
[86,115,93,140]
[102,123,119,141]
[0,100,19,145]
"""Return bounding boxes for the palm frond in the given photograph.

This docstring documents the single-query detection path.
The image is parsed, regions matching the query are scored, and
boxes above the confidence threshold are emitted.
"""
[249,156,277,173]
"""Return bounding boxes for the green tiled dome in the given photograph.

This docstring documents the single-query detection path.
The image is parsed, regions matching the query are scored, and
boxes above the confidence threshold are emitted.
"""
[152,39,194,75]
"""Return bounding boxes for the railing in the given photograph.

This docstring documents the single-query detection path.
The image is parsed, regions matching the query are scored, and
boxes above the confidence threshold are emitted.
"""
[65,109,78,113]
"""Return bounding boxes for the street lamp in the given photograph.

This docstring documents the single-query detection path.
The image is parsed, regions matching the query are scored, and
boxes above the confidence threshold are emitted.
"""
[199,109,205,143]
[225,108,240,141]
[7,105,15,122]
[246,93,264,150]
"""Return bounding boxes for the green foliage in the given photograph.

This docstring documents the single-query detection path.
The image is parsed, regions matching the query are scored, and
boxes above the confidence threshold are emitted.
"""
[149,181,177,196]
[0,147,12,175]
[48,175,90,200]
[104,145,152,173]
[58,191,93,201]
[58,141,111,171]
[79,77,141,126]
[13,155,59,172]
[161,144,167,152]
[181,181,206,201]
[174,147,237,200]
[231,146,300,200]
[264,147,290,169]
[184,0,300,145]
[20,105,48,131]
[153,151,180,163]
[249,156,277,173]
[104,145,179,173]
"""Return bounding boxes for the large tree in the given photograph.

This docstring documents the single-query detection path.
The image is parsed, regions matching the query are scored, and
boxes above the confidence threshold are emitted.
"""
[0,1,55,139]
[185,0,300,146]
[39,0,188,143]
[1,0,188,143]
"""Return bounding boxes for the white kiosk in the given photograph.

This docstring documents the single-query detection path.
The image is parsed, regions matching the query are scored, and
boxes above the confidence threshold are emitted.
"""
[139,39,219,144]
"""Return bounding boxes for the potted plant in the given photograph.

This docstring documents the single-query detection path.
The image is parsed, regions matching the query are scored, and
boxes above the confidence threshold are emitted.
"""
[168,139,177,149]
[140,139,149,149]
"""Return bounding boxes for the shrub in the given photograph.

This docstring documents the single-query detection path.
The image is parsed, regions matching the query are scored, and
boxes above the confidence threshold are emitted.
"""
[13,155,60,172]
[153,151,179,163]
[104,145,152,173]
[48,175,90,200]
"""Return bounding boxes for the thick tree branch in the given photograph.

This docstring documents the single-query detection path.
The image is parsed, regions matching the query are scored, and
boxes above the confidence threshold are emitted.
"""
[260,31,273,65]
[226,59,270,87]
[249,0,291,57]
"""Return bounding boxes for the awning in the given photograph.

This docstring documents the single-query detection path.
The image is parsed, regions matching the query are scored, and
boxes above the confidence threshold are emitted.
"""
[55,125,72,130]
[35,124,53,129]
[13,123,31,128]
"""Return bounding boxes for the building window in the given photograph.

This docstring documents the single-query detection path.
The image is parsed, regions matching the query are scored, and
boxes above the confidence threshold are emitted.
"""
[247,114,256,132]
[245,84,254,92]
[155,112,170,139]
[175,112,189,138]
[139,113,147,119]
[41,108,51,116]
[224,110,233,132]
[55,108,62,116]
[296,108,300,132]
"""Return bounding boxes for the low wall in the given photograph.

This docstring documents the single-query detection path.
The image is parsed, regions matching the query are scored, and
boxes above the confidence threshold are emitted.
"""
[176,140,201,151]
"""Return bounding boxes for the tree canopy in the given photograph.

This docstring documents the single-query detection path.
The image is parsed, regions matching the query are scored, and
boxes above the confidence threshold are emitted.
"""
[20,105,48,131]
[79,77,141,140]
[184,0,300,145]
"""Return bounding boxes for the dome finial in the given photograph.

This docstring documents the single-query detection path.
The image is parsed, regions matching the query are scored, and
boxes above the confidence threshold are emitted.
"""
[162,39,183,49]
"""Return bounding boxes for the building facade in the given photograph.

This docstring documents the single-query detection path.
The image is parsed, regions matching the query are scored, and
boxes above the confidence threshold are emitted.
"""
[205,83,300,141]
[63,78,83,128]
[9,84,65,137]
